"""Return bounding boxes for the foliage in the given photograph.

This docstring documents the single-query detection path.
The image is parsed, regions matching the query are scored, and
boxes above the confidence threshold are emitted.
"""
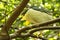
[0,0,60,40]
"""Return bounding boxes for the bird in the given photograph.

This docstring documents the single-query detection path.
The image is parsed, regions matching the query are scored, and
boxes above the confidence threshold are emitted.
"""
[22,9,54,25]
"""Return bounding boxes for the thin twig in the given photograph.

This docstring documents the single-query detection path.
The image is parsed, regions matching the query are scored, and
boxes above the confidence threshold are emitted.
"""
[16,18,60,34]
[29,27,60,34]
[10,26,60,39]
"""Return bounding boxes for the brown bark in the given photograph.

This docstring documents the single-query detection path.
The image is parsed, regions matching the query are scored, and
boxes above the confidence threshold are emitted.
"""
[16,18,60,33]
[2,0,29,34]
[0,0,29,40]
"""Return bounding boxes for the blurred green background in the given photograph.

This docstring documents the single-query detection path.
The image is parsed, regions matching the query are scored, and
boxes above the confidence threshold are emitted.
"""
[0,0,60,40]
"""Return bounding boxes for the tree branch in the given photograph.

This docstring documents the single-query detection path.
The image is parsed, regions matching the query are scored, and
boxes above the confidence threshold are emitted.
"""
[0,0,29,40]
[9,18,60,39]
[10,33,47,40]
[16,18,60,34]
[28,26,60,34]
[10,17,60,39]
[1,0,29,33]
[10,26,60,39]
